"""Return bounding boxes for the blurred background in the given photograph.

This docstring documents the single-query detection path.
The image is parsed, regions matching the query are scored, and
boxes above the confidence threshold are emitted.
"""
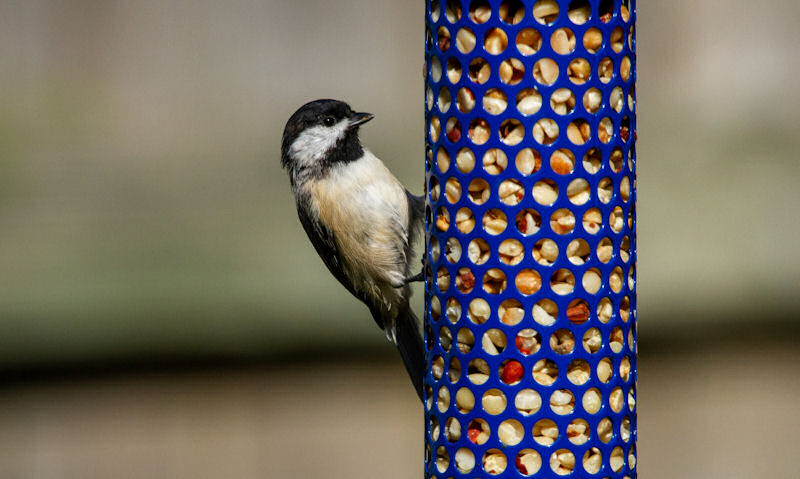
[0,0,798,477]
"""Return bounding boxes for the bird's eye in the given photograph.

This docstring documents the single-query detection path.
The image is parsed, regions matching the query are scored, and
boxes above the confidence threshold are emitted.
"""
[322,116,336,127]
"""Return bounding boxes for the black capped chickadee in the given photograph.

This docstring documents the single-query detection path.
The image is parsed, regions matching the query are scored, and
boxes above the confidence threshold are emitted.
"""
[281,99,425,401]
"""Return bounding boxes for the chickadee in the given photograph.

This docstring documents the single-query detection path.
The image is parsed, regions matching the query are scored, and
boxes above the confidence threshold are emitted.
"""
[281,99,425,401]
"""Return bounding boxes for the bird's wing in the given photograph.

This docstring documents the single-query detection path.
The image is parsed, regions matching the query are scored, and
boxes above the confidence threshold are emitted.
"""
[296,199,385,330]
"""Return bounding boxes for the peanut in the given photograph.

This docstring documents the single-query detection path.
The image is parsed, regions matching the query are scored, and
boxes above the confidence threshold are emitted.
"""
[516,28,542,55]
[484,28,508,55]
[515,269,541,295]
[517,89,542,116]
[482,209,507,235]
[582,388,601,414]
[455,448,474,473]
[482,148,507,174]
[551,28,575,55]
[533,238,558,265]
[456,27,476,54]
[498,58,524,84]
[583,27,602,53]
[468,57,490,84]
[468,297,490,324]
[515,389,542,415]
[533,58,559,85]
[550,149,575,174]
[482,89,507,115]
[568,58,590,84]
[483,450,508,475]
[515,148,540,174]
[532,118,559,144]
[533,0,559,24]
[500,299,524,325]
[533,299,557,326]
[482,268,507,294]
[534,419,558,446]
[498,419,524,446]
[482,389,507,415]
[468,118,490,144]
[516,208,542,235]
[468,178,490,204]
[456,387,475,413]
[455,207,475,233]
[456,86,475,113]
[456,147,475,173]
[583,328,601,353]
[498,238,524,264]
[549,449,575,475]
[467,238,489,265]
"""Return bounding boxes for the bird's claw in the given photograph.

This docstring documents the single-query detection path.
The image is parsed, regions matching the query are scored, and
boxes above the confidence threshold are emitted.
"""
[403,271,425,284]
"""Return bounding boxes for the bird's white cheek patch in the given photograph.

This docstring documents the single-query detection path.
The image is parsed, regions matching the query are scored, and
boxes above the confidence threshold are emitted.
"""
[289,120,350,169]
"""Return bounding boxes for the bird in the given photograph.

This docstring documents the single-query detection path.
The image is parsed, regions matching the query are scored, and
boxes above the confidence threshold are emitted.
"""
[281,99,426,402]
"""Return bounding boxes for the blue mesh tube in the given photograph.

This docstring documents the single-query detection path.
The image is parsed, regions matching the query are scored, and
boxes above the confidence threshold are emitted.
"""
[423,0,636,477]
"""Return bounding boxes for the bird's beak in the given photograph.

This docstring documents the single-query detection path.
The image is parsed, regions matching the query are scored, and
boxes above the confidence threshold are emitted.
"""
[348,112,374,128]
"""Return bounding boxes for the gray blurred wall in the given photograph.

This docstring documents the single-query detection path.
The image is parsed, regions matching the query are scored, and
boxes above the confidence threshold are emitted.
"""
[0,0,798,369]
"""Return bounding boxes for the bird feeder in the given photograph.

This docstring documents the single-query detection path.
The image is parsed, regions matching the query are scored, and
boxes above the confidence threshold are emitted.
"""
[424,0,636,476]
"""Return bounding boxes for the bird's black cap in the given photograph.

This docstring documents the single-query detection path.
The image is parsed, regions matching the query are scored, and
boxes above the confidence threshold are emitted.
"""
[281,99,372,173]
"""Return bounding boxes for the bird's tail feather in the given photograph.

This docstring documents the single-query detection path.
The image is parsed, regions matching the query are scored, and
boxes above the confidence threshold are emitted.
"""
[395,306,425,403]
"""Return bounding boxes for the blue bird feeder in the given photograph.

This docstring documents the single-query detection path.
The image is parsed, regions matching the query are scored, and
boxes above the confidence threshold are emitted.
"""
[424,0,637,477]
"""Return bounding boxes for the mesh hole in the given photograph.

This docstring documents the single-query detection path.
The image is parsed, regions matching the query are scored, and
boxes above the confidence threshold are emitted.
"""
[583,207,602,234]
[445,0,462,22]
[484,28,508,55]
[516,449,542,476]
[456,27,477,54]
[567,298,590,324]
[436,446,449,473]
[457,327,475,354]
[482,389,508,415]
[437,26,451,52]
[533,359,558,386]
[568,58,591,84]
[515,269,542,295]
[456,267,475,294]
[437,386,451,412]
[550,148,575,174]
[483,89,508,115]
[436,266,450,292]
[598,297,613,323]
[455,207,475,233]
[533,419,558,446]
[498,238,524,265]
[468,57,491,84]
[582,267,602,294]
[483,269,508,294]
[582,388,601,414]
[457,87,476,113]
[567,0,590,24]
[533,0,559,24]
[550,88,576,115]
[550,329,575,354]
[467,298,490,324]
[583,447,603,474]
[455,447,475,473]
[468,358,491,384]
[482,449,508,475]
[567,178,590,205]
[515,328,541,354]
[599,57,614,83]
[515,389,542,415]
[482,329,507,355]
[468,0,491,23]
[533,298,558,326]
[583,27,602,53]
[499,299,525,325]
[456,387,475,413]
[567,359,590,385]
[550,209,576,235]
[532,118,559,144]
[517,88,542,115]
[467,238,490,265]
[516,28,542,55]
[468,178,491,204]
[549,449,575,476]
[468,118,491,144]
[516,208,542,235]
[533,238,558,265]
[449,356,462,382]
[445,416,462,443]
[567,119,591,145]
[516,148,541,175]
[435,207,450,232]
[483,148,508,174]
[467,418,491,444]
[499,360,524,385]
[446,57,462,83]
[583,147,601,174]
[444,178,461,204]
[499,119,525,145]
[582,328,602,353]
[499,58,525,85]
[567,418,590,444]
[456,147,476,173]
[551,28,576,55]
[483,209,508,235]
[598,417,613,443]
[533,58,559,85]
[499,0,525,24]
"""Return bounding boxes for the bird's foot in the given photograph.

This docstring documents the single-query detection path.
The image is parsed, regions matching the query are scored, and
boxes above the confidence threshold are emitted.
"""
[403,271,424,284]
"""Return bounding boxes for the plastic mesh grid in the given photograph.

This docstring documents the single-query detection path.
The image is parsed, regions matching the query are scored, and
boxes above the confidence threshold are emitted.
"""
[423,0,637,477]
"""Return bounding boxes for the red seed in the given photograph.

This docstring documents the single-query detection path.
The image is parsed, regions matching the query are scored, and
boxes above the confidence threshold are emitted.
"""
[515,336,531,355]
[501,361,524,384]
[516,456,528,475]
[467,425,481,443]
